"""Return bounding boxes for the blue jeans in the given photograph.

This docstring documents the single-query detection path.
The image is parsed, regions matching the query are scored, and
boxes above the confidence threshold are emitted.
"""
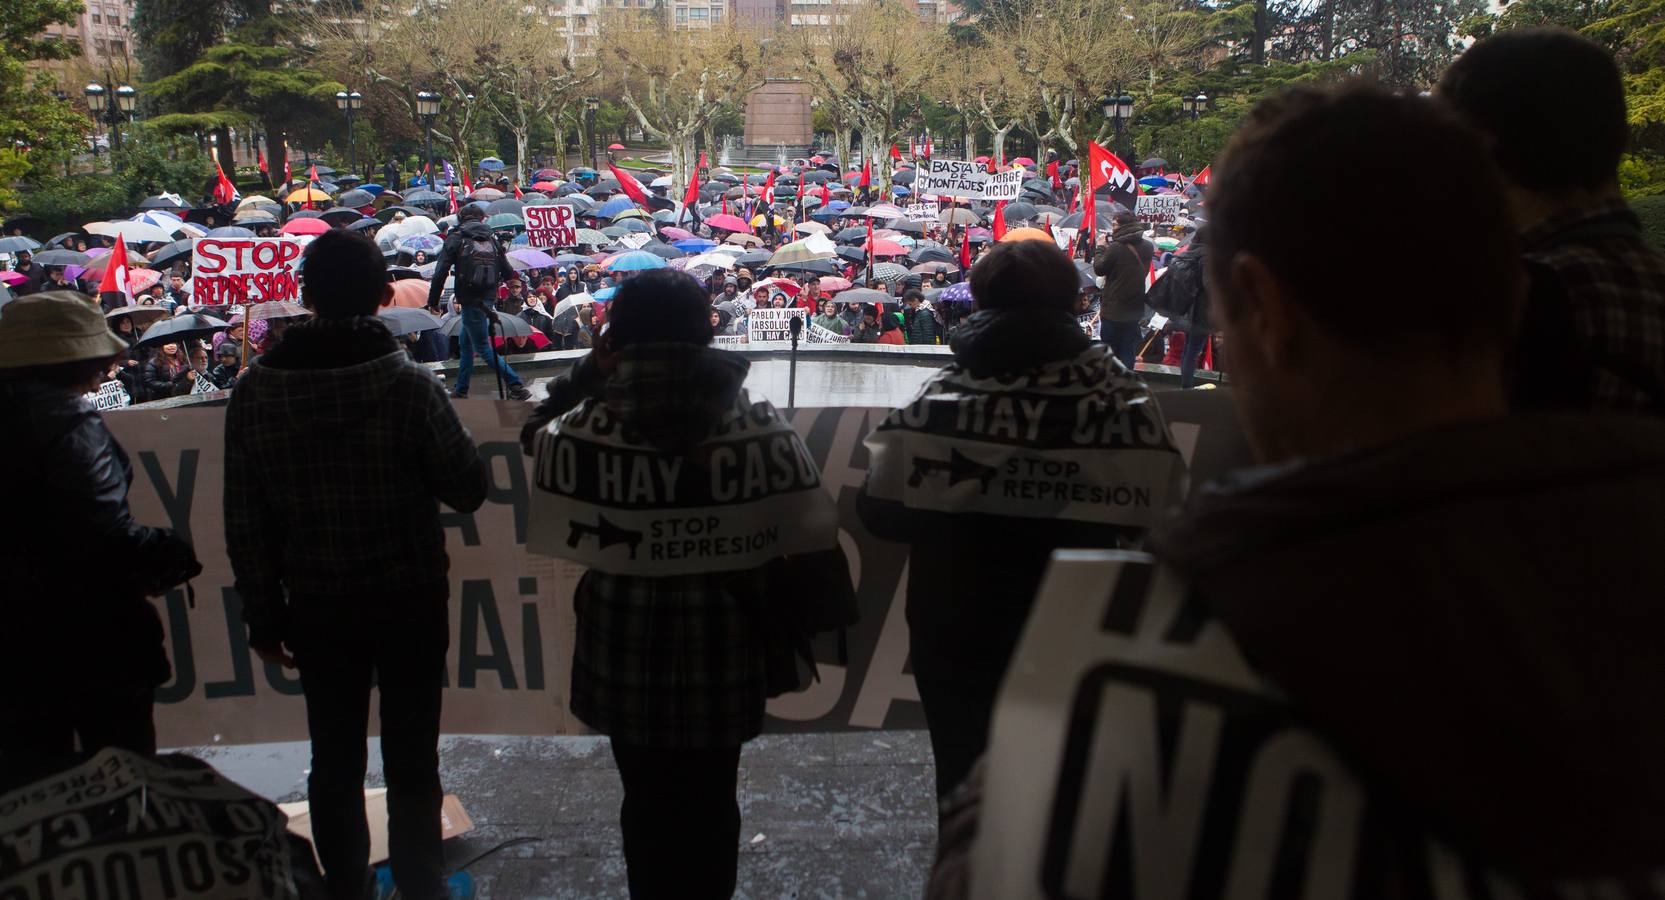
[1180,330,1210,389]
[1104,320,1142,371]
[456,304,520,396]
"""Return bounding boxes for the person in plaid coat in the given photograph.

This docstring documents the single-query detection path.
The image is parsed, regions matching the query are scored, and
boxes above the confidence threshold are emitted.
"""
[520,270,781,900]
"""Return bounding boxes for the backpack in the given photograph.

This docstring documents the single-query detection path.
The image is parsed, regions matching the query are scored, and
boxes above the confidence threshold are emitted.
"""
[455,233,500,295]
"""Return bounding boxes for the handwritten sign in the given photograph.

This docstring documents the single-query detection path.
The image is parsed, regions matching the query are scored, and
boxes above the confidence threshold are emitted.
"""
[902,205,941,223]
[808,323,850,343]
[917,159,990,200]
[83,380,131,410]
[189,238,303,305]
[747,306,809,343]
[525,206,577,248]
[983,168,1024,201]
[1135,194,1185,226]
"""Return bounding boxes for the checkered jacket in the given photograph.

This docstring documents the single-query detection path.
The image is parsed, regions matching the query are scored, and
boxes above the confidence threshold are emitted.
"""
[1521,202,1665,412]
[224,318,488,646]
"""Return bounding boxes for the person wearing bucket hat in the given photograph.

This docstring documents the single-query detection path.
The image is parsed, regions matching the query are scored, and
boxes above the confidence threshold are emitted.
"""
[0,291,203,765]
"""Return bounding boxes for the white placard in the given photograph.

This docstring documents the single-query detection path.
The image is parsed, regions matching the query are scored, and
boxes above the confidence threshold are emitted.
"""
[1134,193,1185,226]
[916,158,990,200]
[525,206,577,248]
[83,379,131,410]
[747,306,810,343]
[983,168,1024,201]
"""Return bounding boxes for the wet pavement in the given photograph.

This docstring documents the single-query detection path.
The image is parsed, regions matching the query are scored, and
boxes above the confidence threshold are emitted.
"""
[177,731,938,899]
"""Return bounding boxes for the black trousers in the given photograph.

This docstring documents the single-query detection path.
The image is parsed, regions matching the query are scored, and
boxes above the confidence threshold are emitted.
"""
[0,687,155,772]
[609,741,743,900]
[289,592,449,900]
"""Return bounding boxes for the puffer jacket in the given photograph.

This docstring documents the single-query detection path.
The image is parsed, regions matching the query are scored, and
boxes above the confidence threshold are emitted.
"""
[0,379,200,690]
[1093,222,1154,322]
[904,306,943,345]
[1145,247,1211,332]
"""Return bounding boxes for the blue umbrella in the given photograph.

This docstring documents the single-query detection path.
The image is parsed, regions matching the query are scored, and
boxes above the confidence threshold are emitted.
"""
[594,286,617,300]
[674,238,717,252]
[479,157,507,171]
[827,200,851,211]
[1139,176,1169,189]
[359,183,387,196]
[892,185,911,196]
[605,250,667,272]
[598,197,638,219]
[206,226,256,239]
[938,282,974,305]
[397,234,444,254]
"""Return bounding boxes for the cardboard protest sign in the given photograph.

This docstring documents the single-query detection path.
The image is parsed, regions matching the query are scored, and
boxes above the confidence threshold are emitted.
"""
[0,748,296,899]
[973,552,1528,900]
[917,159,991,200]
[189,238,303,306]
[524,206,576,248]
[983,168,1024,201]
[863,345,1186,529]
[102,389,1243,747]
[527,393,840,576]
[747,306,809,343]
[1135,193,1184,226]
[808,323,850,343]
[84,380,131,410]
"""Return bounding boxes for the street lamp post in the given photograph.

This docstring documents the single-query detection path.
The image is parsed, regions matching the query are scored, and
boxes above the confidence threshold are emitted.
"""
[335,89,363,175]
[416,89,440,187]
[84,82,137,167]
[1182,92,1209,121]
[584,96,599,169]
[1099,89,1134,160]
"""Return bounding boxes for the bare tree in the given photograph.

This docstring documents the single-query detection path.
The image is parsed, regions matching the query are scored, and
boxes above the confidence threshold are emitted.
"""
[469,0,601,182]
[603,13,770,195]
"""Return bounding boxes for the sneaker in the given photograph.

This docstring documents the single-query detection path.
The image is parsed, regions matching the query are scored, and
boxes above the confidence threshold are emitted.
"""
[507,383,531,401]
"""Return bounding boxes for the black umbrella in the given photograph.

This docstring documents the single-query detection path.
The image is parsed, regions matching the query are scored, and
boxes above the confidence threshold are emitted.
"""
[336,189,375,208]
[377,306,443,333]
[639,241,685,259]
[967,232,993,244]
[487,198,527,216]
[911,247,956,266]
[892,170,916,185]
[44,232,79,249]
[802,171,834,184]
[33,249,89,267]
[289,209,326,220]
[3,214,44,235]
[834,287,889,306]
[1022,178,1054,194]
[438,309,532,339]
[348,217,381,232]
[1075,260,1098,290]
[139,195,193,210]
[148,239,196,271]
[834,227,867,242]
[403,190,447,206]
[310,164,337,176]
[767,259,840,276]
[387,265,424,280]
[1002,201,1038,222]
[136,313,231,349]
[334,173,363,185]
[888,219,925,234]
[835,246,868,263]
[321,207,363,225]
[843,206,869,217]
[733,250,772,267]
[744,173,769,185]
[375,205,428,223]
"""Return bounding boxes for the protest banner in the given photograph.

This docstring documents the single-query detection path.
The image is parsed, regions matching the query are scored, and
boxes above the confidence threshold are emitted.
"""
[713,334,748,348]
[0,748,295,900]
[808,323,850,343]
[902,205,941,223]
[103,388,1242,746]
[917,159,990,200]
[190,372,218,395]
[972,551,1532,900]
[83,380,131,410]
[527,394,840,576]
[983,168,1024,202]
[189,238,303,306]
[747,306,809,343]
[524,206,576,248]
[1134,193,1185,226]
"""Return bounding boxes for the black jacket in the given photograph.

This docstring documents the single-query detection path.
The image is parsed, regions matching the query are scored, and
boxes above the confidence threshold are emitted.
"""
[13,261,45,295]
[1151,413,1665,883]
[1092,222,1153,322]
[426,221,512,309]
[142,357,189,399]
[1145,247,1211,332]
[903,306,943,345]
[0,379,200,690]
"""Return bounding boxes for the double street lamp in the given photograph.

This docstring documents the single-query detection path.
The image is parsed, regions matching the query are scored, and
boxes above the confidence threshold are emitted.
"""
[1182,92,1210,121]
[335,89,363,175]
[416,89,440,187]
[84,82,137,160]
[1099,89,1134,157]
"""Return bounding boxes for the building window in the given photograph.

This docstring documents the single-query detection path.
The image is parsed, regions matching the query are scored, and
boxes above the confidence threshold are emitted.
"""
[110,40,125,56]
[710,4,721,18]
[91,9,102,22]
[675,6,687,20]
[691,6,707,18]
[93,38,107,55]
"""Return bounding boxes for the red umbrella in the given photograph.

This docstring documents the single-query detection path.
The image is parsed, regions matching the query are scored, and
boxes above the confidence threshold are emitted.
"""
[751,277,802,297]
[864,238,907,257]
[607,143,626,150]
[532,181,559,191]
[704,213,752,234]
[280,217,330,236]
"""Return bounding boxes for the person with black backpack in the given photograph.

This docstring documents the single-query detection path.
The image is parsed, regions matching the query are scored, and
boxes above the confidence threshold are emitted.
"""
[1144,227,1213,388]
[426,205,532,400]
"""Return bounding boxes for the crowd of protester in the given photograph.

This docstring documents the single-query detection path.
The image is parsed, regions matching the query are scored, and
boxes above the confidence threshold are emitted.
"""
[2,26,1663,900]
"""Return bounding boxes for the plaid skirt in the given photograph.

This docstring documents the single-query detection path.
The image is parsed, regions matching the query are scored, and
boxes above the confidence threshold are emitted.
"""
[570,568,769,749]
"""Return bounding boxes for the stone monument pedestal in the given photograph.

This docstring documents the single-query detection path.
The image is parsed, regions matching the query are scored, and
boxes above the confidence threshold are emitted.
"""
[743,79,813,159]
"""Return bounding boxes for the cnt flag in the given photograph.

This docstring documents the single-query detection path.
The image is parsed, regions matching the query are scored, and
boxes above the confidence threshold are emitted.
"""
[607,161,651,208]
[1087,140,1138,210]
[1191,164,1211,187]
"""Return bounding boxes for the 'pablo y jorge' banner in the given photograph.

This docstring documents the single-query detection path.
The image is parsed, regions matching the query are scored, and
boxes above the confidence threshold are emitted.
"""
[189,238,304,306]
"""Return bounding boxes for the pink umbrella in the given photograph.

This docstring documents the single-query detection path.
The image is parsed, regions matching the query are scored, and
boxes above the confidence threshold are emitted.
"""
[704,213,752,234]
[659,226,696,241]
[0,270,26,285]
[817,276,853,293]
[127,267,163,293]
[280,217,330,236]
[864,239,907,257]
[1013,156,1036,166]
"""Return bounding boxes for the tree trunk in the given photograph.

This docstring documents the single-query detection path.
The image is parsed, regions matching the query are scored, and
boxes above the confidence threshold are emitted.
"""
[668,131,693,199]
[263,126,285,191]
[215,126,236,180]
[575,113,592,171]
[1252,0,1267,64]
[513,128,529,184]
[834,126,853,169]
[992,127,1012,167]
[964,122,976,161]
[700,120,717,166]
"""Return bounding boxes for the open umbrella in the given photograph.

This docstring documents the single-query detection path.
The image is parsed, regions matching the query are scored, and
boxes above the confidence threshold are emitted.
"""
[470,187,507,201]
[0,236,40,254]
[136,312,231,349]
[724,232,764,248]
[478,157,507,172]
[397,234,445,254]
[508,248,556,270]
[864,238,907,257]
[575,228,609,245]
[233,210,279,226]
[388,279,432,308]
[605,250,668,272]
[439,309,532,339]
[403,190,448,206]
[106,305,172,329]
[911,261,959,275]
[684,252,737,271]
[939,208,980,226]
[834,287,890,306]
[321,207,364,226]
[704,213,751,234]
[336,189,376,208]
[206,226,257,239]
[486,213,524,230]
[285,187,332,204]
[33,249,89,267]
[247,300,312,321]
[85,220,175,244]
[768,236,837,267]
[937,282,974,305]
[377,306,442,333]
[870,262,910,284]
[280,217,331,236]
[139,193,192,210]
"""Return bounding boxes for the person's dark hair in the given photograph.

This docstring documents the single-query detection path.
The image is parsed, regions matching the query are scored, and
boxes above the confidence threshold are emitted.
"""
[300,229,388,319]
[1438,28,1626,192]
[604,269,713,348]
[968,239,1079,313]
[1208,85,1519,354]
[902,288,924,303]
[1112,211,1138,227]
[458,205,486,223]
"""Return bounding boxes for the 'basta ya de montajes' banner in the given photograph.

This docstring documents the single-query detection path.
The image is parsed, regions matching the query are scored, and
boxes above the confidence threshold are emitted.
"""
[527,390,841,575]
[190,237,304,305]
